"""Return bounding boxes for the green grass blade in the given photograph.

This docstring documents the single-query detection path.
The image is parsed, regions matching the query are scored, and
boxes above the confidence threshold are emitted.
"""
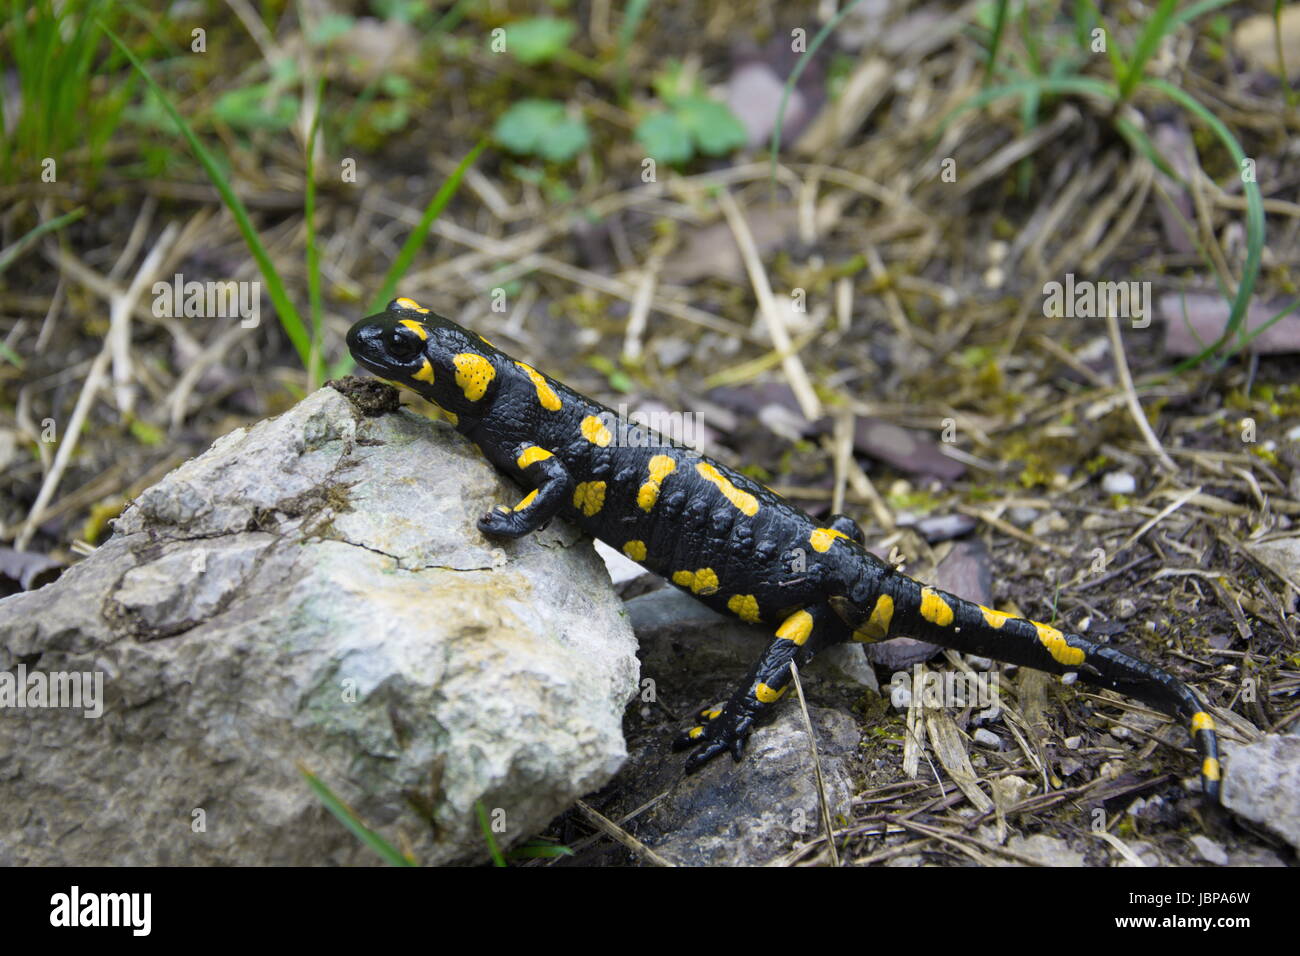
[304,76,326,389]
[1118,0,1179,100]
[1147,79,1266,371]
[769,0,869,186]
[101,23,314,371]
[617,0,652,104]
[1075,0,1127,80]
[1112,116,1179,180]
[1221,298,1300,360]
[1277,0,1296,105]
[936,76,1117,139]
[367,139,487,315]
[0,207,85,277]
[1170,0,1238,31]
[0,341,24,369]
[983,0,1010,87]
[476,800,508,867]
[299,765,417,866]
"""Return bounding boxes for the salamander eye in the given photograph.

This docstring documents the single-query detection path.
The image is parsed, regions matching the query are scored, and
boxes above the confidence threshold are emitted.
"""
[388,328,422,360]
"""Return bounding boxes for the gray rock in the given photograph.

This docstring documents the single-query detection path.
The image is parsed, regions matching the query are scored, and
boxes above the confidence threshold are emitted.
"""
[1222,733,1300,852]
[595,585,868,865]
[0,386,639,865]
[1190,835,1228,866]
[1001,833,1084,867]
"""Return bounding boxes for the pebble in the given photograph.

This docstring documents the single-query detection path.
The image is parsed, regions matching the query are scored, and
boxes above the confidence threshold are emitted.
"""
[1190,835,1229,866]
[1007,506,1039,526]
[1102,471,1137,495]
[973,728,1003,749]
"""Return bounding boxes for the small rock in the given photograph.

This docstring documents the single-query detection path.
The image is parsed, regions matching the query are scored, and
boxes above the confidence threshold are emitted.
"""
[1190,835,1228,866]
[1030,511,1069,537]
[973,728,1003,749]
[1114,597,1139,620]
[1222,733,1300,852]
[1002,833,1084,867]
[654,338,693,369]
[1007,506,1039,526]
[1102,471,1137,495]
[1063,735,1083,750]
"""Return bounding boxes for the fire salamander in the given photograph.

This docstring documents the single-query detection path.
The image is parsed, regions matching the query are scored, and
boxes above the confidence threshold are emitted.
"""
[347,297,1222,801]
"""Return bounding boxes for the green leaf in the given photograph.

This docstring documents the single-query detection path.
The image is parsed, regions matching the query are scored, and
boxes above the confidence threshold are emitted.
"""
[635,111,694,164]
[212,85,299,131]
[506,17,576,65]
[674,96,747,156]
[310,13,355,44]
[493,99,588,162]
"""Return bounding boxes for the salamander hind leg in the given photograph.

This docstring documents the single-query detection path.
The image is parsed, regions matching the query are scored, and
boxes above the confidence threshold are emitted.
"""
[673,604,838,773]
[477,443,574,538]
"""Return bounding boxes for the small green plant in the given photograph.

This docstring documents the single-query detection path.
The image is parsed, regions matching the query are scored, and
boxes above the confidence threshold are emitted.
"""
[634,62,747,164]
[944,0,1267,372]
[105,23,482,384]
[501,16,604,78]
[493,99,590,163]
[505,16,576,64]
[0,0,134,186]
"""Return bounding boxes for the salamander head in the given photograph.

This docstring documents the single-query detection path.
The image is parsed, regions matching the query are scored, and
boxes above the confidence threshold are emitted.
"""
[347,297,500,417]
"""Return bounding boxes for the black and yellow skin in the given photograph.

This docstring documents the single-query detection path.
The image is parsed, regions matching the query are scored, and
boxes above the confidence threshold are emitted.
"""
[347,297,1222,800]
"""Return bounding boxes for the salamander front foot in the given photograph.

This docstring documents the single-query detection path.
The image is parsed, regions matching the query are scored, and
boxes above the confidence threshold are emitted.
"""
[672,704,754,772]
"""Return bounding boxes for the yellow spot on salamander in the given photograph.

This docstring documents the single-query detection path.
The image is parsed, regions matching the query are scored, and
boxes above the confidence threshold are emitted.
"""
[580,415,612,447]
[513,489,538,512]
[515,361,562,411]
[755,683,786,704]
[573,481,607,517]
[919,587,954,627]
[453,353,494,401]
[1191,712,1216,734]
[853,594,894,642]
[776,609,814,645]
[672,568,719,596]
[623,540,647,562]
[395,297,430,313]
[1034,621,1085,667]
[688,726,704,740]
[728,594,762,624]
[980,605,1013,629]
[695,462,759,516]
[1202,757,1221,782]
[637,455,677,511]
[809,528,849,553]
[516,446,552,469]
[412,358,435,383]
[399,318,428,339]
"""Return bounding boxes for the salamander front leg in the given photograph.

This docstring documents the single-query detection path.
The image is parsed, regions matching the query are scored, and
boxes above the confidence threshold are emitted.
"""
[477,444,573,538]
[673,604,836,772]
